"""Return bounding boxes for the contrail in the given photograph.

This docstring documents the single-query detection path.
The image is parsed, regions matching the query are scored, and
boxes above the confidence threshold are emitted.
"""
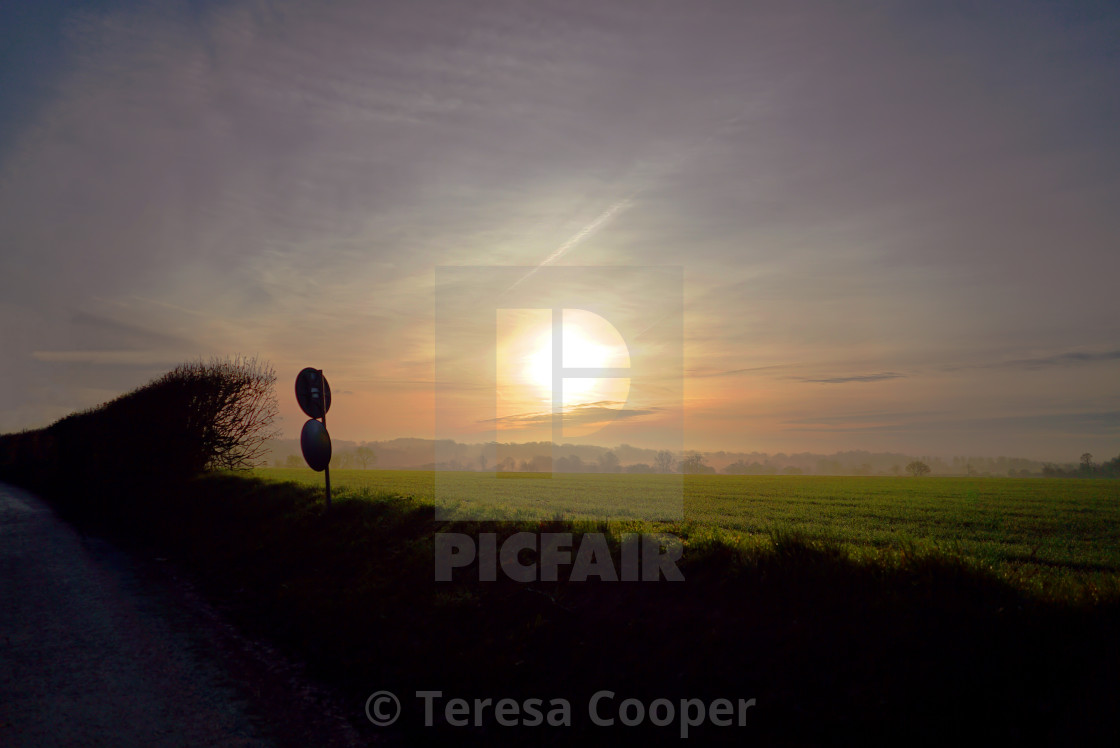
[539,197,633,267]
[503,110,745,295]
[506,197,633,292]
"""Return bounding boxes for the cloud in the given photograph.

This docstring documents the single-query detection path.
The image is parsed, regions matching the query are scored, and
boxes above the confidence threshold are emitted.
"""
[986,411,1120,435]
[483,401,660,428]
[30,350,191,366]
[782,410,940,426]
[67,310,197,351]
[782,411,1120,438]
[937,349,1120,373]
[1000,350,1120,370]
[792,372,906,384]
[687,364,792,379]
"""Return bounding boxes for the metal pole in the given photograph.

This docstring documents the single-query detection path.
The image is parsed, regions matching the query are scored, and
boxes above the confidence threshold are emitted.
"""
[319,369,331,509]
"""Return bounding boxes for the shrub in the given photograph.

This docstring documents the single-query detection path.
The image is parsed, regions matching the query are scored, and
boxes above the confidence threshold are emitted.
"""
[156,356,280,471]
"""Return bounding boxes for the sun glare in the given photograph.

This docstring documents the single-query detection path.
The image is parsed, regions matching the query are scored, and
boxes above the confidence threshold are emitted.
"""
[496,308,630,437]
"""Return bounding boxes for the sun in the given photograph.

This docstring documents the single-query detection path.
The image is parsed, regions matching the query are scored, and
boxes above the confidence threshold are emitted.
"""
[496,309,630,436]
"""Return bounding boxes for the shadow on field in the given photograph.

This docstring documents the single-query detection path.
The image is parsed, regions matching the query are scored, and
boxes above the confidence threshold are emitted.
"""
[7,467,1115,747]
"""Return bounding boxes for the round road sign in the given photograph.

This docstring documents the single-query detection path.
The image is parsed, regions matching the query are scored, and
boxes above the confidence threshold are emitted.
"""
[295,367,331,419]
[300,418,332,471]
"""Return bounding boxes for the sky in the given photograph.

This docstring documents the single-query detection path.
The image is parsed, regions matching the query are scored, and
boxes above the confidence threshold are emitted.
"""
[1,0,1118,461]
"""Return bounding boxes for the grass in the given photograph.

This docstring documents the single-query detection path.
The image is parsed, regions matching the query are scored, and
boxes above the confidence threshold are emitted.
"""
[12,464,1120,744]
[257,468,1120,601]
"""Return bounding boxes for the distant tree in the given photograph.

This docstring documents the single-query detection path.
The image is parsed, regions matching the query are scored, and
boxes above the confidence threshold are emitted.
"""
[478,454,487,472]
[555,454,585,473]
[354,445,376,469]
[522,454,552,472]
[284,454,302,469]
[1080,453,1095,474]
[905,460,931,477]
[724,459,771,475]
[679,452,709,474]
[723,460,748,475]
[1103,453,1120,478]
[816,459,843,475]
[598,450,620,473]
[625,463,655,474]
[654,450,675,473]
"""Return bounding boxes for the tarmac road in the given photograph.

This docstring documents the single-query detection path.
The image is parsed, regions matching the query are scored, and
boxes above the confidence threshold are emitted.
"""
[0,482,368,747]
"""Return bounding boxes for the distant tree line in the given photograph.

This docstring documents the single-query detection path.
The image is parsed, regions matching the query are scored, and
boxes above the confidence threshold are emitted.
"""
[1040,452,1120,479]
[263,436,1119,479]
[723,459,803,475]
[425,449,686,474]
[281,444,376,470]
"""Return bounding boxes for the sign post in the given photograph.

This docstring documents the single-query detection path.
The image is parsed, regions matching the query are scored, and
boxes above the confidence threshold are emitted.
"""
[296,367,333,508]
[321,391,331,507]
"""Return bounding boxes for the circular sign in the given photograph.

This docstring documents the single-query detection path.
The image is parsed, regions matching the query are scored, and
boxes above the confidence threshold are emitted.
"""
[295,367,332,419]
[300,418,332,472]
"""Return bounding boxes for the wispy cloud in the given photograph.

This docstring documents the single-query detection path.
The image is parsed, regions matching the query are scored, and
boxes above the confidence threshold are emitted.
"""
[687,364,792,379]
[1000,350,1120,370]
[507,197,634,292]
[792,372,906,384]
[938,349,1120,373]
[68,310,197,351]
[782,411,1120,438]
[483,401,659,428]
[30,350,189,366]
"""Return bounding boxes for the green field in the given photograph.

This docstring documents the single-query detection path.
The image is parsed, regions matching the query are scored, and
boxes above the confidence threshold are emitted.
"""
[256,468,1120,599]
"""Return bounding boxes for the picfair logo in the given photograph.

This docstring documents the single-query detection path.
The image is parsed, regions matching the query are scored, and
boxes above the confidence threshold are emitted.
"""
[434,266,683,520]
